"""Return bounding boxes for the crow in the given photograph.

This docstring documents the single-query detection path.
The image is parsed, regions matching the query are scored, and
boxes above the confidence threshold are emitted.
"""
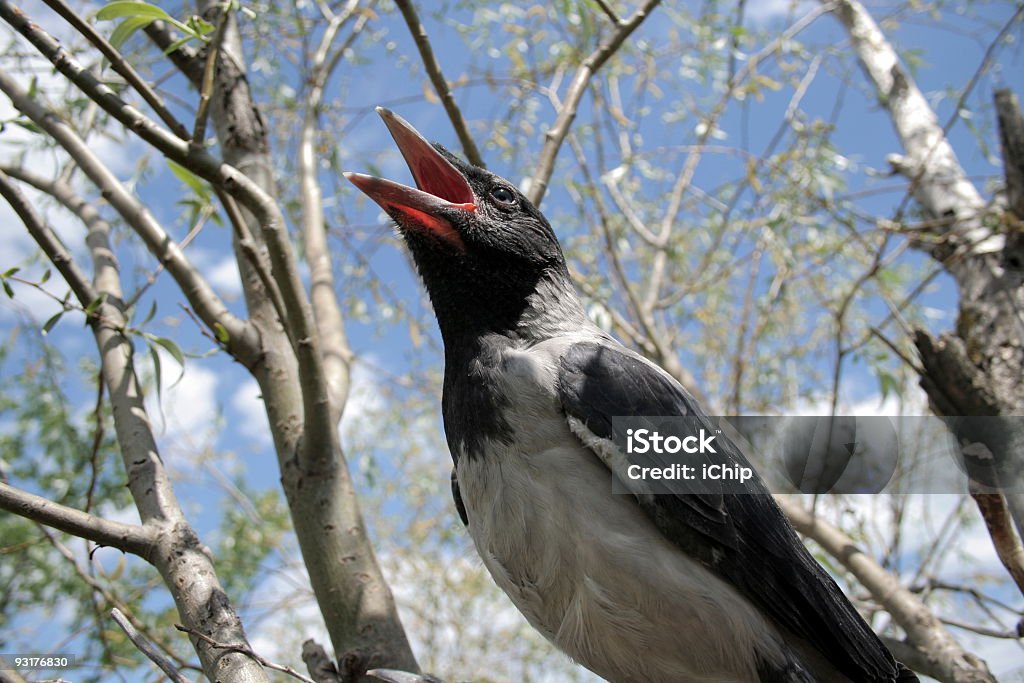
[346,108,918,683]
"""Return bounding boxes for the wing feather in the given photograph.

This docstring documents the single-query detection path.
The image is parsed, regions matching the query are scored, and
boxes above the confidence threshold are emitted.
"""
[556,341,908,683]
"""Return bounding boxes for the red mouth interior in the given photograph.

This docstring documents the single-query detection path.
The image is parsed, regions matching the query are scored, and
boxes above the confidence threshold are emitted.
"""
[413,157,475,206]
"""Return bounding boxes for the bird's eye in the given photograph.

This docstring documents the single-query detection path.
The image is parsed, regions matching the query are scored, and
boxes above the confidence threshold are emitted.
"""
[490,186,517,206]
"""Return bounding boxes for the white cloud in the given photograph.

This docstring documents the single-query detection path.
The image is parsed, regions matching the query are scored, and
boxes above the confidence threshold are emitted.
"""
[231,376,272,446]
[144,348,220,442]
[341,356,389,444]
[746,0,815,23]
[207,255,243,298]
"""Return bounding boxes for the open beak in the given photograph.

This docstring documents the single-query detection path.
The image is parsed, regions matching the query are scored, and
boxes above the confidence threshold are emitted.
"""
[345,108,476,248]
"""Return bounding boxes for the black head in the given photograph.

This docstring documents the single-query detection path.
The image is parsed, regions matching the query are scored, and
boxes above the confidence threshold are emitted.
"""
[346,109,580,348]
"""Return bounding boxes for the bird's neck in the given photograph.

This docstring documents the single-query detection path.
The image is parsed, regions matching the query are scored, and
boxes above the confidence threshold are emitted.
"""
[436,268,586,358]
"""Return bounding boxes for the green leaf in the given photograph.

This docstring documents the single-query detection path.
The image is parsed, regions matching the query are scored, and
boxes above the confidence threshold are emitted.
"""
[109,15,157,50]
[84,293,107,316]
[166,159,209,199]
[96,1,172,22]
[148,342,163,416]
[213,322,229,344]
[162,34,198,55]
[11,118,43,134]
[42,310,63,335]
[877,369,900,403]
[2,267,20,278]
[2,280,13,299]
[140,300,157,327]
[151,336,184,367]
[39,269,51,284]
[186,15,215,36]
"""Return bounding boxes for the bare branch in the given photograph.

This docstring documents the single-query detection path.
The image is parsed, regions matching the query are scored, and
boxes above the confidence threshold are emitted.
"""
[591,0,622,25]
[0,4,332,433]
[971,492,1024,597]
[0,482,152,557]
[175,624,315,683]
[0,169,98,306]
[112,608,193,683]
[193,1,234,145]
[777,497,997,683]
[40,0,191,140]
[937,616,1024,640]
[394,0,484,168]
[881,637,948,682]
[302,639,343,683]
[0,66,260,366]
[300,0,368,421]
[527,0,662,206]
[996,89,1024,220]
[826,0,998,255]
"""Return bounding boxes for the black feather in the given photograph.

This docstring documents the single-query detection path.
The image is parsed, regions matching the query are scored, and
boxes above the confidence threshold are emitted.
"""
[451,467,468,526]
[557,340,911,683]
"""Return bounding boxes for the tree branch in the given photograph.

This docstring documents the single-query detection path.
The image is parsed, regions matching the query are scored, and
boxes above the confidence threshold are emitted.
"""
[527,0,662,206]
[40,0,191,140]
[175,624,314,683]
[777,497,996,683]
[393,0,484,168]
[995,88,1024,261]
[0,65,260,366]
[192,1,233,145]
[300,0,367,422]
[825,0,998,256]
[0,95,270,683]
[0,482,153,557]
[0,3,331,425]
[971,491,1024,597]
[112,608,192,683]
[0,169,99,306]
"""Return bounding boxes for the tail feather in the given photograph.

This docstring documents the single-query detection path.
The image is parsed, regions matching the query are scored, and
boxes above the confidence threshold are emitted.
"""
[896,662,920,682]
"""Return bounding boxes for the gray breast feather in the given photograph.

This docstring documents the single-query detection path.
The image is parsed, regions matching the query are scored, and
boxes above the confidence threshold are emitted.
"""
[450,338,809,682]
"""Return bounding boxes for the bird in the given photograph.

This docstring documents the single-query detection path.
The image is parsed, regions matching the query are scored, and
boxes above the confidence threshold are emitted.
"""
[345,108,918,683]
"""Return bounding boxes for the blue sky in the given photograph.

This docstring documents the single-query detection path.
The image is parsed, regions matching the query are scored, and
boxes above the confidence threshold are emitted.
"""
[2,0,1023,679]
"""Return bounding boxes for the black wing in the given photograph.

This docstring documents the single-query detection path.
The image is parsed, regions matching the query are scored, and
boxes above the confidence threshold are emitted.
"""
[557,340,906,683]
[451,467,468,526]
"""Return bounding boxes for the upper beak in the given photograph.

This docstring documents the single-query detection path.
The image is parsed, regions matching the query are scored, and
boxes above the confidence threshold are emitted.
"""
[344,108,476,247]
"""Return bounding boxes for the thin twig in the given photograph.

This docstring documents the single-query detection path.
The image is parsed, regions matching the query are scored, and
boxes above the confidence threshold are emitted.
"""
[393,0,484,167]
[0,482,152,557]
[41,0,191,140]
[113,609,193,683]
[938,614,1024,639]
[175,624,315,683]
[85,376,105,514]
[0,61,260,365]
[528,0,662,206]
[193,1,234,146]
[591,0,622,25]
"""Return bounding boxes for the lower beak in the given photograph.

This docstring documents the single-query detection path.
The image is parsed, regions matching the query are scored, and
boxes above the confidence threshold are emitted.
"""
[344,108,475,247]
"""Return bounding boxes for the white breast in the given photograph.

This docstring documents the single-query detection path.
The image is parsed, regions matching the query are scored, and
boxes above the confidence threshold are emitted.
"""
[452,339,790,683]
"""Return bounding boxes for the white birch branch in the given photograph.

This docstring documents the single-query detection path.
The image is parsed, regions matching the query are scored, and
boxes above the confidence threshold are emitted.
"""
[826,0,998,256]
[777,497,996,683]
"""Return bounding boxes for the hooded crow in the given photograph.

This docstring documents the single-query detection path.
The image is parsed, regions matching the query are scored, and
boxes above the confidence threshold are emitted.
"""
[346,109,918,683]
